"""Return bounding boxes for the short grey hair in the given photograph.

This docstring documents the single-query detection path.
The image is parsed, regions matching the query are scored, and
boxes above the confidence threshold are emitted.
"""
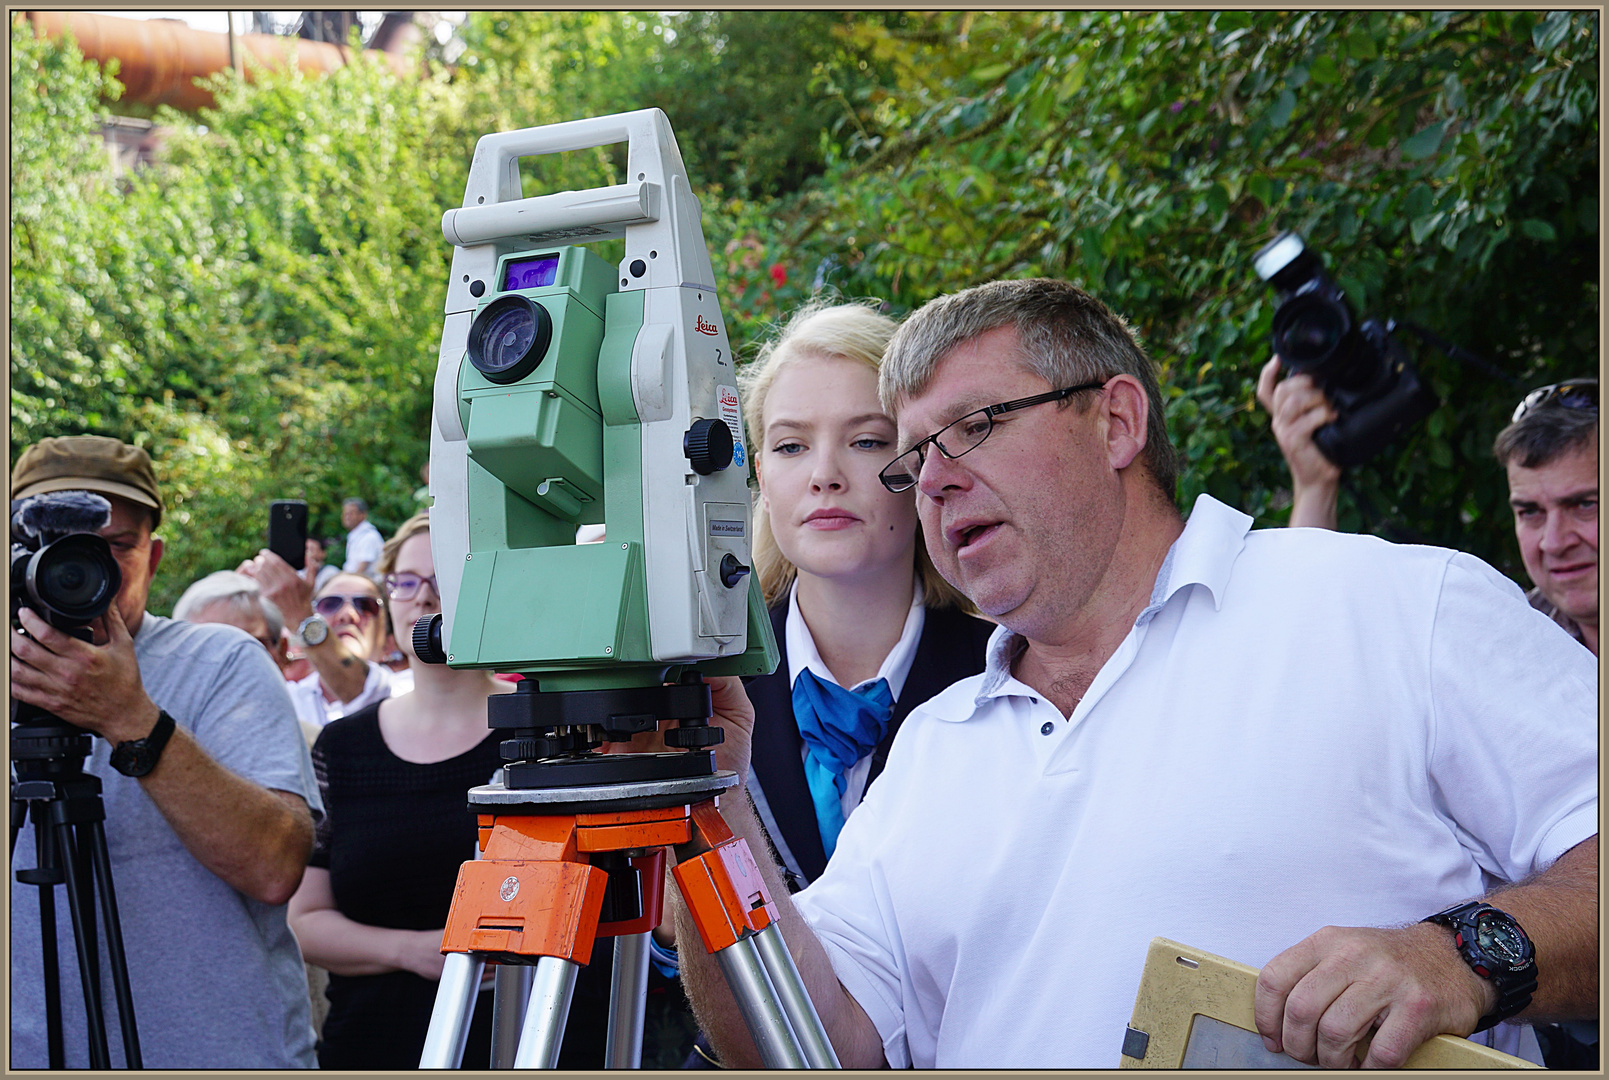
[172,570,284,640]
[343,497,368,513]
[1492,397,1598,470]
[880,278,1179,498]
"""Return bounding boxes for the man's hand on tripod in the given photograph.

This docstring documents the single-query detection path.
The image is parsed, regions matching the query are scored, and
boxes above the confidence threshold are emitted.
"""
[601,675,757,782]
[9,602,160,744]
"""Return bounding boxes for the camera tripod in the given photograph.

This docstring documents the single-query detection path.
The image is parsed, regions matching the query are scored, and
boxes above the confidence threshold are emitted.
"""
[417,682,839,1070]
[10,703,142,1069]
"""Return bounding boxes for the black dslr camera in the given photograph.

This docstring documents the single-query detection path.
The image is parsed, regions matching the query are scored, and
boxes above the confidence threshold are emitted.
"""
[10,491,122,633]
[1253,232,1439,467]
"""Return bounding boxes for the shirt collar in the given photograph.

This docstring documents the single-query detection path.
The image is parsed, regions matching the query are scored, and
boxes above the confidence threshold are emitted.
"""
[970,494,1252,709]
[785,575,927,701]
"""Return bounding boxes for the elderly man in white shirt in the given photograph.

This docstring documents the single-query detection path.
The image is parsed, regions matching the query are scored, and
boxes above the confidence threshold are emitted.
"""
[661,279,1597,1071]
[341,498,384,576]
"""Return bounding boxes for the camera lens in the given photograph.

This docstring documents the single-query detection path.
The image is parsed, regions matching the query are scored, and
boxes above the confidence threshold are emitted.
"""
[467,295,554,384]
[24,534,121,626]
[1272,293,1352,373]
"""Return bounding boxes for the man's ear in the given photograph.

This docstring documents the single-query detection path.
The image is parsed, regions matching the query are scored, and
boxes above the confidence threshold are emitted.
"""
[1101,375,1150,472]
[147,535,165,578]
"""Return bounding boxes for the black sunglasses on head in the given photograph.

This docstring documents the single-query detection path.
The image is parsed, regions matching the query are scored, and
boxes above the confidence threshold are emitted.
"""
[1512,379,1597,423]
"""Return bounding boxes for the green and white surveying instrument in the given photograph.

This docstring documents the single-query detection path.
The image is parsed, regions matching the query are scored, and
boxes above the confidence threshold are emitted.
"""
[414,109,840,1070]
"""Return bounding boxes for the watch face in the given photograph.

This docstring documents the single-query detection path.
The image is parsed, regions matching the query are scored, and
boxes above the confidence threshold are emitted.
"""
[1475,913,1527,965]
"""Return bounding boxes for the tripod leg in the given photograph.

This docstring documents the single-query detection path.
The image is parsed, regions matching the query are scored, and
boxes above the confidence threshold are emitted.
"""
[36,866,66,1068]
[511,956,580,1069]
[752,921,840,1068]
[490,963,535,1069]
[604,932,650,1068]
[419,952,486,1068]
[56,822,111,1069]
[713,936,809,1069]
[85,820,142,1068]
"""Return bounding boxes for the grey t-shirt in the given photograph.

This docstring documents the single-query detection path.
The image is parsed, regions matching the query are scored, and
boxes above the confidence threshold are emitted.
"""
[10,614,323,1068]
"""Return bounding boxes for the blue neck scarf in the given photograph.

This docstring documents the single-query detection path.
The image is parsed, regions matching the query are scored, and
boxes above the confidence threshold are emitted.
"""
[791,668,895,860]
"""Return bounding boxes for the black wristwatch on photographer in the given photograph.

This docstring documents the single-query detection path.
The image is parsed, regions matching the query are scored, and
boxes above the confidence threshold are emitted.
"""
[109,710,176,778]
[1423,901,1538,1032]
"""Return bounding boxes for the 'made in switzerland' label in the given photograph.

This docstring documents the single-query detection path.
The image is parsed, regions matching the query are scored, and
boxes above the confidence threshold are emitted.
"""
[717,385,745,468]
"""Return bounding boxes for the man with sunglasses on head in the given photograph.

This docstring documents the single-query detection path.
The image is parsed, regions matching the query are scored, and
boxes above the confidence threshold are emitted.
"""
[242,551,410,730]
[1492,379,1597,656]
[9,436,322,1068]
[661,280,1595,1070]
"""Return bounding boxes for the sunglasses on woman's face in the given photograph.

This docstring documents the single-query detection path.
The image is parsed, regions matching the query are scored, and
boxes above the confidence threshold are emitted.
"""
[312,594,383,620]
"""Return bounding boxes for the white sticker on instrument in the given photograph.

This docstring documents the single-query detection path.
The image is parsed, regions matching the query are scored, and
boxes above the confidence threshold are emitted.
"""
[717,384,746,468]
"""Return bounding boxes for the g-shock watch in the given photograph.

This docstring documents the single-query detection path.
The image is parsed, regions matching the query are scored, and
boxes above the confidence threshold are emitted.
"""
[1423,901,1537,1032]
[295,613,330,648]
[109,710,177,778]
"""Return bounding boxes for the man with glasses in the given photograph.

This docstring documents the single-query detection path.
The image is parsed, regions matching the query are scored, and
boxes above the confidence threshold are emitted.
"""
[241,551,408,729]
[9,436,321,1068]
[666,280,1596,1069]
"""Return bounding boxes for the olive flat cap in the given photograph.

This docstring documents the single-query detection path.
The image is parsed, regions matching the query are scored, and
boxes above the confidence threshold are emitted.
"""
[11,435,163,527]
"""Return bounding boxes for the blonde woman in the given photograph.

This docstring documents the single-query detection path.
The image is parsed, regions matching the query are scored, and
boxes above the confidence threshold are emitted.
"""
[738,301,994,890]
[287,513,513,1069]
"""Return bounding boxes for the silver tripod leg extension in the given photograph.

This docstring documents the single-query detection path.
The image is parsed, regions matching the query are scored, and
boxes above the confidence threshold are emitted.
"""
[752,922,841,1068]
[511,955,582,1068]
[419,952,487,1068]
[714,934,810,1069]
[605,932,651,1068]
[491,964,536,1069]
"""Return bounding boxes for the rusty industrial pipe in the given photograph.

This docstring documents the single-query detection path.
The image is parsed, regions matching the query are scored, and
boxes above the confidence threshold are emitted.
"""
[21,11,418,113]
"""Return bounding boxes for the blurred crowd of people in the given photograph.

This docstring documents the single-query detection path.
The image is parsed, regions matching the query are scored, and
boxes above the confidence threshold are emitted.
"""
[9,282,1596,1070]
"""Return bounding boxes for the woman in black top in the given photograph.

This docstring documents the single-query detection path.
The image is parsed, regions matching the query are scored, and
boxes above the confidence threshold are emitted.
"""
[288,513,515,1069]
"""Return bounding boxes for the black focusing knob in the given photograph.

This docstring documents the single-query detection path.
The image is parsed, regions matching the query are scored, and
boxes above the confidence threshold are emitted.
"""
[683,418,734,475]
[412,613,447,664]
[719,553,751,589]
[664,721,724,748]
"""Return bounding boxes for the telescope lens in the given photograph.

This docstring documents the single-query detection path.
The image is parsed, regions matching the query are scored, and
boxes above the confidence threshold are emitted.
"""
[467,295,554,385]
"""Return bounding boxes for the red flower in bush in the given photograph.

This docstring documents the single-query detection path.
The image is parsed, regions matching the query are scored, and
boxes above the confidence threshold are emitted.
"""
[769,263,788,288]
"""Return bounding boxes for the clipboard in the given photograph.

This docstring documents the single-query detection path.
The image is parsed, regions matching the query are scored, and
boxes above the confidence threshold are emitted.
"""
[1120,938,1540,1069]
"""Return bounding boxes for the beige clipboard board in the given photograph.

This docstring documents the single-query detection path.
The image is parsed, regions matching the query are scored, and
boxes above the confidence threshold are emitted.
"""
[1120,937,1540,1069]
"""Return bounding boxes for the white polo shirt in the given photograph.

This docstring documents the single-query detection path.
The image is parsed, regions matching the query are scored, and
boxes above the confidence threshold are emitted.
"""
[794,494,1597,1068]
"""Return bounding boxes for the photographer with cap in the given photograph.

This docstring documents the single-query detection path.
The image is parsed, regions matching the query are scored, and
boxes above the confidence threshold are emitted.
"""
[650,279,1594,1069]
[1259,363,1597,657]
[9,435,322,1069]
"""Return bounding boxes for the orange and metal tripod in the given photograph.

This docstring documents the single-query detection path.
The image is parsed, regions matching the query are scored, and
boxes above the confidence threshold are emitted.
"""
[417,758,839,1069]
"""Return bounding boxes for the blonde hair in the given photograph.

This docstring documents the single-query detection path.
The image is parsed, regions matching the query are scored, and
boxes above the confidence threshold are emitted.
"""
[378,512,431,578]
[738,300,970,611]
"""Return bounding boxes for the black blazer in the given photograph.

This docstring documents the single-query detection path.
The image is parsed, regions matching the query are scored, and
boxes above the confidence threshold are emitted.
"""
[745,599,995,889]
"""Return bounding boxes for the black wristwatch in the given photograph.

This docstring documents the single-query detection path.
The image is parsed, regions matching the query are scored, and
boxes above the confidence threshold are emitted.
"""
[1423,901,1538,1032]
[109,710,177,778]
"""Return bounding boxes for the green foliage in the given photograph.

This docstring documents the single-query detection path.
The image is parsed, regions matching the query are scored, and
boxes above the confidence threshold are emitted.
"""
[455,11,889,198]
[756,10,1598,577]
[11,11,1598,615]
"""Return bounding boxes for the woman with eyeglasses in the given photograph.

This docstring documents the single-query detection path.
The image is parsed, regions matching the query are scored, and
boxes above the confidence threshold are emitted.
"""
[242,548,406,731]
[286,512,515,1069]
